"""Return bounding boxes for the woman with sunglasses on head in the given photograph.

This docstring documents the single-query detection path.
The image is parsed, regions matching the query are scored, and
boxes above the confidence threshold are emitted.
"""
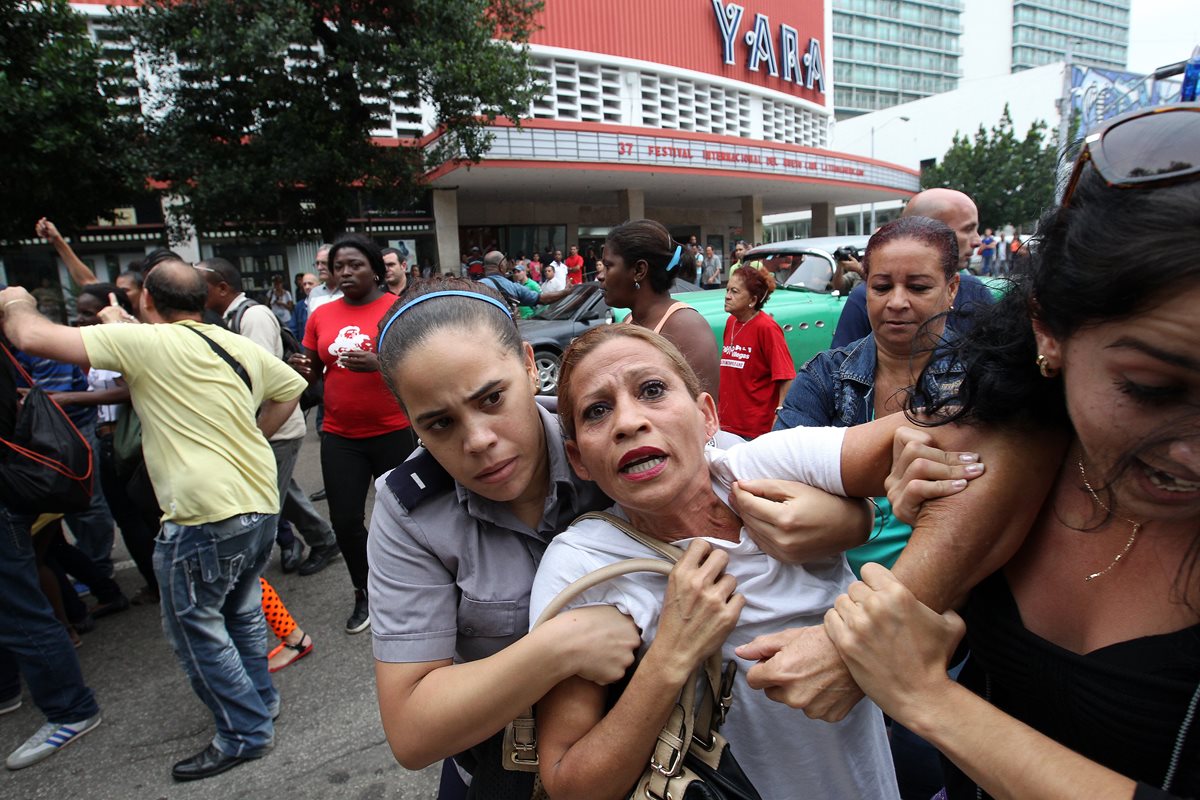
[822,105,1200,798]
[288,233,417,635]
[364,277,895,798]
[600,219,722,401]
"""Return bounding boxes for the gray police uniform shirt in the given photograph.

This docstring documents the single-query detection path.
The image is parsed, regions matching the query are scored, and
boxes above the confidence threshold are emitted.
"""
[367,403,610,665]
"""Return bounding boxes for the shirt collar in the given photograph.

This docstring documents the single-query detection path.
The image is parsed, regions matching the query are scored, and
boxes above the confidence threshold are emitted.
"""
[222,293,250,320]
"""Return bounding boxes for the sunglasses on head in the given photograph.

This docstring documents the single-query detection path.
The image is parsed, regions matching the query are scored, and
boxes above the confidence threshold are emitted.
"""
[1062,104,1200,208]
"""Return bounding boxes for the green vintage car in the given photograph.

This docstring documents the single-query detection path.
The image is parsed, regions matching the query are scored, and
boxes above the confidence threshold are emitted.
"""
[612,235,872,370]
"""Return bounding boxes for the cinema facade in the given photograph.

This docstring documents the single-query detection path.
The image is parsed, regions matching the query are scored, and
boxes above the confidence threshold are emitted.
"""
[7,0,918,293]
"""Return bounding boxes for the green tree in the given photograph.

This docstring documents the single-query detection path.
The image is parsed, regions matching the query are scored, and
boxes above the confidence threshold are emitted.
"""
[0,0,143,242]
[922,105,1058,231]
[117,0,543,242]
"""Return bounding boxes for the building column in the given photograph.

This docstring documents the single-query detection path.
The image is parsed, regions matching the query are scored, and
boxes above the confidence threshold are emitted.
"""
[741,195,763,245]
[618,188,644,222]
[432,188,461,273]
[811,202,836,238]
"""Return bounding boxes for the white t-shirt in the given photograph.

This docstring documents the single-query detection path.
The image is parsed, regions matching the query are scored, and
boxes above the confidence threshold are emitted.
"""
[87,367,123,424]
[306,283,343,314]
[542,269,566,293]
[531,426,899,800]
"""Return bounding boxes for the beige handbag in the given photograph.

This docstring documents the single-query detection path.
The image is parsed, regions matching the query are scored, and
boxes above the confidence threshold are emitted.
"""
[502,512,759,800]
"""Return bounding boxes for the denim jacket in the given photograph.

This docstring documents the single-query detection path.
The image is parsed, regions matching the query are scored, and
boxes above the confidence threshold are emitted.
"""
[774,332,964,430]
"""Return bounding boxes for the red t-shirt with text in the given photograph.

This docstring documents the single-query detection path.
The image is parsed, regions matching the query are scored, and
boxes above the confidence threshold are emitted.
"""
[303,294,410,438]
[564,254,584,285]
[718,312,795,439]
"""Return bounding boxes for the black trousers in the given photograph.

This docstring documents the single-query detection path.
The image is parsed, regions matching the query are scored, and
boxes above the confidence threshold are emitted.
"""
[320,428,418,590]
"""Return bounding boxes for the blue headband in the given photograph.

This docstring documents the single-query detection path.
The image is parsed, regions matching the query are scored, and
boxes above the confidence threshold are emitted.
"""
[379,290,512,343]
[665,245,682,272]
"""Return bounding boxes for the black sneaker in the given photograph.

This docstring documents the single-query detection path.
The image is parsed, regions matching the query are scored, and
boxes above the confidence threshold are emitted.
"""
[345,591,370,634]
[298,543,341,576]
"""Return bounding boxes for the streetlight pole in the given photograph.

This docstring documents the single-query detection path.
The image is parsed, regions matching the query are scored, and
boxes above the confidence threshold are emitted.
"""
[869,115,910,233]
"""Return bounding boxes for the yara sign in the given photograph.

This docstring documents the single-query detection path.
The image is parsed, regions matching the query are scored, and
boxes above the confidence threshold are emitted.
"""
[712,0,826,94]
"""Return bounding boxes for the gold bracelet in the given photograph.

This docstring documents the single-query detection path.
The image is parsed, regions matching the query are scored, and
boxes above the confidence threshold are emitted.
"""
[2,298,36,310]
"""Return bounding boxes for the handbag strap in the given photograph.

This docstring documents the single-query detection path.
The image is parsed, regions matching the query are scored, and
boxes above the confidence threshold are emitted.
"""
[573,510,730,740]
[507,516,729,781]
[572,511,687,563]
[182,324,252,393]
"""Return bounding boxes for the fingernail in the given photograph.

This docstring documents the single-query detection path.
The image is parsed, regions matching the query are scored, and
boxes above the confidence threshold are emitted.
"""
[950,479,968,489]
[958,453,979,463]
[964,463,984,475]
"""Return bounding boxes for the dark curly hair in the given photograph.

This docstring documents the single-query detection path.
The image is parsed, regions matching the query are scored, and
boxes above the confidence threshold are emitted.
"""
[912,164,1200,431]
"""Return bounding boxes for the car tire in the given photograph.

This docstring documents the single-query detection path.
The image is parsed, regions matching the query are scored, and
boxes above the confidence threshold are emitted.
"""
[534,350,562,395]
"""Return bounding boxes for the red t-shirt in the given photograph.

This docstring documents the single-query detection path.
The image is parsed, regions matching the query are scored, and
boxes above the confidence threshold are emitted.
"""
[564,254,584,285]
[303,293,410,438]
[718,312,795,439]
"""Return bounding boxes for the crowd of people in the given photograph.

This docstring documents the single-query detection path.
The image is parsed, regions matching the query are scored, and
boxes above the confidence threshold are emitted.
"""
[0,103,1196,800]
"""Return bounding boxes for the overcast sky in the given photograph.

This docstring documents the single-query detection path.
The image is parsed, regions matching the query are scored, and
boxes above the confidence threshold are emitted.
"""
[1127,0,1199,74]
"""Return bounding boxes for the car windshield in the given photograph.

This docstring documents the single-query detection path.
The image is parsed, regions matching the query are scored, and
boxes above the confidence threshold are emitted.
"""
[781,253,836,292]
[529,285,602,320]
[741,251,837,293]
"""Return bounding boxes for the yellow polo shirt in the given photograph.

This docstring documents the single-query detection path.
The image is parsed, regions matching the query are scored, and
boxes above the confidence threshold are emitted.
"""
[82,320,307,524]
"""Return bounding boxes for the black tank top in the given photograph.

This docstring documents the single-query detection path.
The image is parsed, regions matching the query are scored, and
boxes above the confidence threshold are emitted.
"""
[945,572,1200,798]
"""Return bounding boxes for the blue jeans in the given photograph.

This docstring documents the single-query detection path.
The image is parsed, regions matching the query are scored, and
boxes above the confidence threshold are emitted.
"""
[0,503,99,723]
[154,513,277,757]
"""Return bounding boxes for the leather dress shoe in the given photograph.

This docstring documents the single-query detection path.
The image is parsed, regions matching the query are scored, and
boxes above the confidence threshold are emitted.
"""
[280,539,304,573]
[298,542,341,576]
[309,488,327,502]
[171,744,256,781]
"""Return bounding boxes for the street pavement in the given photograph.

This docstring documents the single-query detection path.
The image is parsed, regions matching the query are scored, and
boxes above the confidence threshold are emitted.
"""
[1,422,441,799]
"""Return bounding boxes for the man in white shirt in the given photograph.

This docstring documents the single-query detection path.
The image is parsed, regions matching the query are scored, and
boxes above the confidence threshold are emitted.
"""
[305,244,342,313]
[542,262,567,293]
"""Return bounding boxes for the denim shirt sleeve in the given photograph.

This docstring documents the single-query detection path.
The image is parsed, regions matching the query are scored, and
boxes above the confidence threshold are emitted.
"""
[483,275,540,307]
[775,336,876,431]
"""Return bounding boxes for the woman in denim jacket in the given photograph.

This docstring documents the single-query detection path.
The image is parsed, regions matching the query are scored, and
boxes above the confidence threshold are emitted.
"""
[775,216,964,576]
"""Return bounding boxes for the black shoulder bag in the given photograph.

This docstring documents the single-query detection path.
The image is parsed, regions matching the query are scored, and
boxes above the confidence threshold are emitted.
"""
[0,343,94,513]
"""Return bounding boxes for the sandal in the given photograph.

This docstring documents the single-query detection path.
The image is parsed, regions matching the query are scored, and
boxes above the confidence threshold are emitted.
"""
[268,634,313,673]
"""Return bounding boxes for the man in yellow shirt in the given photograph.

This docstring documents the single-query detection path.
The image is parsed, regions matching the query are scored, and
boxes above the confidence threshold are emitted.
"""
[0,260,306,782]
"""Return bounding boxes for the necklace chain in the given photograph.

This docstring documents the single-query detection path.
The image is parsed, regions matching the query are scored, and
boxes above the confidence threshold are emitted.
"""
[730,311,758,341]
[1077,458,1141,582]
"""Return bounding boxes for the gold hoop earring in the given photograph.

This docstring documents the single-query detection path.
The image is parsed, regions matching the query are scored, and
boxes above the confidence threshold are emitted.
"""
[1036,354,1059,378]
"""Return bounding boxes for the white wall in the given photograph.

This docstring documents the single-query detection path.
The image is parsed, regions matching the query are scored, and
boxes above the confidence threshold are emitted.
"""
[958,2,1015,85]
[831,61,1065,171]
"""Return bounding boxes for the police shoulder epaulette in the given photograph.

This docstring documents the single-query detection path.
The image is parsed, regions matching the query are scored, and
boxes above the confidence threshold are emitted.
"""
[385,449,453,511]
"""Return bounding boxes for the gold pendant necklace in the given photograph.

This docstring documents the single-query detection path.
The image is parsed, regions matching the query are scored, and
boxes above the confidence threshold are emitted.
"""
[1077,458,1142,582]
